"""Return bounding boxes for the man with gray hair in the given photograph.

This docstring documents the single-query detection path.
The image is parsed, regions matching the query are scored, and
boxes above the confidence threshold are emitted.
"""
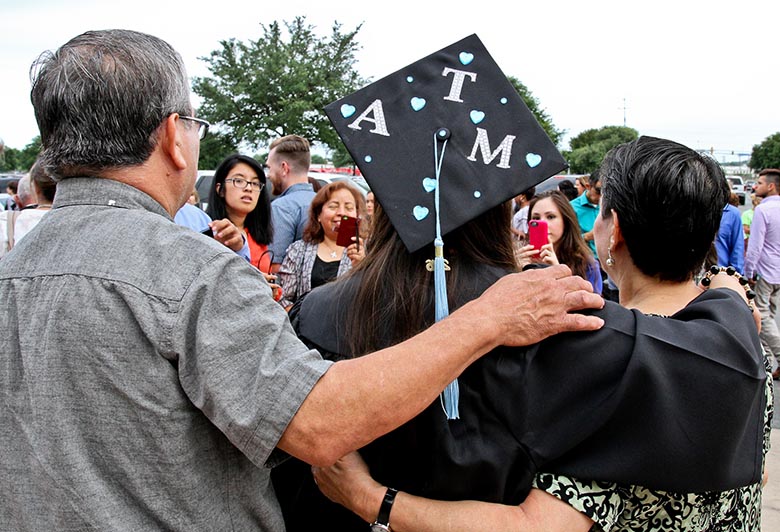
[1,174,36,256]
[0,30,602,530]
[14,173,36,209]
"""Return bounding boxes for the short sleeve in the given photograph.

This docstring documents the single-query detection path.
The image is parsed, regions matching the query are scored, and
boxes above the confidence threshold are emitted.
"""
[171,251,332,468]
[534,473,621,532]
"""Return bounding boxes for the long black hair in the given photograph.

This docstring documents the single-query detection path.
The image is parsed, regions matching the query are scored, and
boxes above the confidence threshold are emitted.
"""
[343,201,515,357]
[207,154,273,245]
[528,190,595,282]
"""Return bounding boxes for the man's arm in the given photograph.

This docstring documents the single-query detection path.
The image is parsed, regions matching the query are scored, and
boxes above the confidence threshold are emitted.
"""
[312,451,593,532]
[278,265,604,466]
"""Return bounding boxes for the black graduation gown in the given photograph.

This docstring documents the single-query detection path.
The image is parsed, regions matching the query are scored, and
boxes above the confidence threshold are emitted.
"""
[279,267,765,529]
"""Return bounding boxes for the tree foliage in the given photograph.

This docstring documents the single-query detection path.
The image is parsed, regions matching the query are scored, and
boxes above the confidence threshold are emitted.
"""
[749,132,780,171]
[0,136,42,172]
[197,132,239,170]
[193,17,366,154]
[563,126,639,174]
[507,77,564,147]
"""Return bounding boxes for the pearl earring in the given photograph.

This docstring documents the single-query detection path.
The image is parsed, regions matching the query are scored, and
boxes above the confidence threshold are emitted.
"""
[605,237,615,267]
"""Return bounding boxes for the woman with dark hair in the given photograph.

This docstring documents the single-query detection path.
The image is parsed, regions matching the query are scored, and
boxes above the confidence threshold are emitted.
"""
[277,180,365,311]
[557,179,578,201]
[299,137,768,531]
[207,153,274,272]
[517,190,602,294]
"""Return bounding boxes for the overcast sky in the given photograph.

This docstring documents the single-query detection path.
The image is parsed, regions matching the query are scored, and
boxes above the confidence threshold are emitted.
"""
[1,0,777,164]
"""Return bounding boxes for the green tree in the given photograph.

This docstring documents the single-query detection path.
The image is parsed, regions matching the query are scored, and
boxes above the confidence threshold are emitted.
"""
[197,132,239,170]
[564,126,638,174]
[193,17,366,152]
[507,77,564,147]
[331,143,355,169]
[0,136,41,172]
[0,147,20,172]
[749,132,780,171]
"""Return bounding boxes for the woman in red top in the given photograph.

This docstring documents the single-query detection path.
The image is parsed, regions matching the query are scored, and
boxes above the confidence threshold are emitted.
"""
[207,154,275,273]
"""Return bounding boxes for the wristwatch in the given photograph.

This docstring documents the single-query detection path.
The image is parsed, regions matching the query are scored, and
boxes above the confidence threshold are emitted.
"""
[370,487,398,532]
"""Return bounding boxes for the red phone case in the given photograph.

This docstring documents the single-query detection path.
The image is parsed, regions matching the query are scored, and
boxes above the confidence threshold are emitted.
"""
[528,220,548,253]
[336,216,359,247]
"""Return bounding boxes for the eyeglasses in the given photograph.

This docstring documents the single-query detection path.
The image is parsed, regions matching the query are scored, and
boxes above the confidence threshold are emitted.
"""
[593,186,602,194]
[179,115,210,140]
[226,177,264,191]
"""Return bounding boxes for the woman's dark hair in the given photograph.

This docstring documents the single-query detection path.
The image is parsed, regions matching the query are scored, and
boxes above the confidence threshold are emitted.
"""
[598,136,728,282]
[528,191,595,281]
[207,154,273,245]
[302,181,366,244]
[344,201,515,356]
[557,180,578,201]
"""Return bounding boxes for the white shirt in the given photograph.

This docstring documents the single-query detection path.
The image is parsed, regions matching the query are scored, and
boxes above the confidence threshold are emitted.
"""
[0,208,50,258]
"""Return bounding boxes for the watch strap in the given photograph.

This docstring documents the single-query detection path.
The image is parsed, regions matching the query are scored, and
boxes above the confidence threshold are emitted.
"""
[373,487,398,528]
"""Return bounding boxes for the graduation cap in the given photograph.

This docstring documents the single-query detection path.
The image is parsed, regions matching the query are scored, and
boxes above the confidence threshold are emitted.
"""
[325,34,567,419]
[325,33,567,254]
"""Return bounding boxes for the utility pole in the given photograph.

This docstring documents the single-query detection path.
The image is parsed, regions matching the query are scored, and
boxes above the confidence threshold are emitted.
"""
[619,98,628,127]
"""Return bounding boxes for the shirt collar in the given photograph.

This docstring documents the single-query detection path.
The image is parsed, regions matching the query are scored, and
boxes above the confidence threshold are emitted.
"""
[52,177,172,220]
[279,182,315,197]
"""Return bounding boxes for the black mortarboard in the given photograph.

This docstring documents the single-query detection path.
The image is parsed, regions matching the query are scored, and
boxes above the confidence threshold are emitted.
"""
[325,33,567,254]
[325,34,567,419]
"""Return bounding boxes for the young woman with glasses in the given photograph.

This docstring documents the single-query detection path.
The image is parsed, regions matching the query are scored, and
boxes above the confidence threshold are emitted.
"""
[207,154,275,275]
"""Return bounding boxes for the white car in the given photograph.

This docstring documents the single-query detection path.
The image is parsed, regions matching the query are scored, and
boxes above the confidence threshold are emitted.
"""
[725,176,746,205]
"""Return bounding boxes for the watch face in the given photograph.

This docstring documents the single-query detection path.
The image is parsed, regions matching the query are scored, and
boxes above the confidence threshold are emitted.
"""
[370,524,391,532]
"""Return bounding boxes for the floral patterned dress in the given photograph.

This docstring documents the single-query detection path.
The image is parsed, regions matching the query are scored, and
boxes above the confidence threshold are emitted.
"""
[534,351,774,532]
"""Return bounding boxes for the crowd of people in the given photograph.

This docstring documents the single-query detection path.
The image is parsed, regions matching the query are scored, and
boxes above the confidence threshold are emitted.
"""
[0,28,775,532]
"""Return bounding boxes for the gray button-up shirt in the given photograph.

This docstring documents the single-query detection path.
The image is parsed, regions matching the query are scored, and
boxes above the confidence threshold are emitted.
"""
[0,177,331,531]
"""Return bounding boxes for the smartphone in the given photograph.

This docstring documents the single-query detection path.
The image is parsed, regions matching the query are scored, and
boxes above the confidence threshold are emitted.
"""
[528,219,549,255]
[336,215,360,248]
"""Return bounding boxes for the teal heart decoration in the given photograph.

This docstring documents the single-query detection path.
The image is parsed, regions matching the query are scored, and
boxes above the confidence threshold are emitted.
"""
[470,110,485,124]
[413,205,429,221]
[422,177,437,192]
[459,52,474,65]
[410,97,426,111]
[526,153,542,168]
[340,104,356,118]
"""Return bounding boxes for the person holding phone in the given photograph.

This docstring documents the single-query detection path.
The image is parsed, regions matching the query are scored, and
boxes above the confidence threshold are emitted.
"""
[516,190,602,294]
[206,154,274,271]
[277,180,366,311]
[206,153,282,300]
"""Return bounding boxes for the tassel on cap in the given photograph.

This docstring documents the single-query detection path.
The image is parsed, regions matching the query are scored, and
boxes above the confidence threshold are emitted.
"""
[433,131,459,420]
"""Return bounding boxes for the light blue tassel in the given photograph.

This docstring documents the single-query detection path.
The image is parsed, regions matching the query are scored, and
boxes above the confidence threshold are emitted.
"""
[434,239,459,419]
[432,133,459,420]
